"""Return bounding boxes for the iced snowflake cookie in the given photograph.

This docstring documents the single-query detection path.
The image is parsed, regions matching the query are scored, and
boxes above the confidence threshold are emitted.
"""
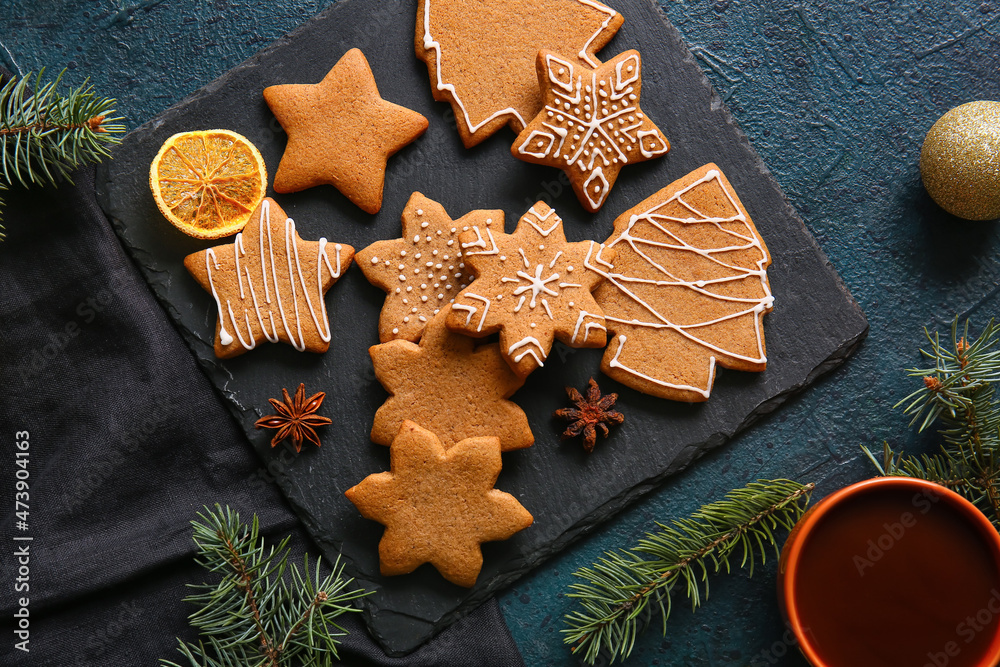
[356,193,500,342]
[589,164,773,401]
[263,48,428,213]
[415,0,622,148]
[512,50,670,212]
[369,306,533,452]
[345,421,533,587]
[445,201,611,377]
[184,198,355,358]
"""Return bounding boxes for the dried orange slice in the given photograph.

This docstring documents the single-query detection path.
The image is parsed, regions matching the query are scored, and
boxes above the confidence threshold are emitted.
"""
[149,129,267,239]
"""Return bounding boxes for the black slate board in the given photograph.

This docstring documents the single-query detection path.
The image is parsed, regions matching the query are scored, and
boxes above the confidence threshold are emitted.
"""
[96,0,868,654]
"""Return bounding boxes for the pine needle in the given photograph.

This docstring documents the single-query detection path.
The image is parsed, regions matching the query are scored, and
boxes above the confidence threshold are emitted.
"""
[863,318,1000,528]
[0,68,125,240]
[160,505,368,667]
[562,479,814,665]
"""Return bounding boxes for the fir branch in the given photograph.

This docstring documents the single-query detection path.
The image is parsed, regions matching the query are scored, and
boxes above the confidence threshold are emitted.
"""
[562,479,814,665]
[864,318,1000,528]
[0,68,125,239]
[895,318,1000,442]
[0,69,125,188]
[160,505,368,667]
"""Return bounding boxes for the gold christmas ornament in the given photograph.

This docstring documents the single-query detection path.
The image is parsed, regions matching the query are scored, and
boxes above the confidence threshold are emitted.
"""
[920,101,1000,221]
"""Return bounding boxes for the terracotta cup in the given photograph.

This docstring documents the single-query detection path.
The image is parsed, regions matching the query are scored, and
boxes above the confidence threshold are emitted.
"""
[779,477,1000,667]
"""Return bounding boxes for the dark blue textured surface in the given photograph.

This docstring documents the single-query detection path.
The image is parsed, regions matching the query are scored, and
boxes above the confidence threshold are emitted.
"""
[4,1,999,664]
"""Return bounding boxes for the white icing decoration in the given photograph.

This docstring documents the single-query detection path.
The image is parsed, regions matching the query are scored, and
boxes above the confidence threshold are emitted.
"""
[464,293,491,332]
[422,0,618,135]
[203,200,342,352]
[452,303,476,326]
[571,309,607,343]
[512,264,559,307]
[204,249,233,346]
[516,51,667,208]
[508,336,546,366]
[461,226,499,255]
[609,335,715,399]
[586,169,772,396]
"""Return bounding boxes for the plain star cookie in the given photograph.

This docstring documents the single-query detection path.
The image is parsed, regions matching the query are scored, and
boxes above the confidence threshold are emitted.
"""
[356,192,500,342]
[369,306,533,452]
[345,421,533,587]
[445,201,611,377]
[184,198,355,358]
[512,49,670,212]
[415,0,622,148]
[263,48,428,213]
[589,164,773,401]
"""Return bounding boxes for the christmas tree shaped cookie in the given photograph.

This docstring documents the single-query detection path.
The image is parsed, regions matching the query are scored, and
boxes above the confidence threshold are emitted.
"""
[415,0,622,147]
[356,193,499,342]
[184,198,355,358]
[345,421,533,587]
[446,201,610,377]
[369,306,533,452]
[589,164,773,401]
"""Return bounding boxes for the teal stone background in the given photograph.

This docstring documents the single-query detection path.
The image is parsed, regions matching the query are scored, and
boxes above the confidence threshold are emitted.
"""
[4,0,999,664]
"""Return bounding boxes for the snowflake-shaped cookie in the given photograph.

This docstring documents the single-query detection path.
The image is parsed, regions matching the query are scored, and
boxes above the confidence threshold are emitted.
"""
[445,201,611,377]
[357,192,498,342]
[512,49,670,212]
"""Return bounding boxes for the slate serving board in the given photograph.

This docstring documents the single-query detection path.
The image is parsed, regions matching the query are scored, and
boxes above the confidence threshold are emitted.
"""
[96,0,867,654]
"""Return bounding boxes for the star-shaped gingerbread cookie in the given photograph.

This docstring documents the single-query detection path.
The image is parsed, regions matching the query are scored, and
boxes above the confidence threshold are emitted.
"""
[345,421,533,587]
[445,201,611,377]
[512,50,670,212]
[184,198,355,358]
[356,192,499,342]
[415,0,622,147]
[264,48,428,213]
[369,306,533,452]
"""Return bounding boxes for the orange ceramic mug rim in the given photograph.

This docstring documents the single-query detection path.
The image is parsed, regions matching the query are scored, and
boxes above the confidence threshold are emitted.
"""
[780,476,1000,667]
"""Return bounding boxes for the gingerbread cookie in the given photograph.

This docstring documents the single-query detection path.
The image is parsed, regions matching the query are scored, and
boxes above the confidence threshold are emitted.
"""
[370,306,533,452]
[415,0,622,148]
[356,193,499,342]
[263,48,428,213]
[445,201,611,377]
[345,421,533,587]
[588,164,773,401]
[513,50,670,212]
[184,198,355,358]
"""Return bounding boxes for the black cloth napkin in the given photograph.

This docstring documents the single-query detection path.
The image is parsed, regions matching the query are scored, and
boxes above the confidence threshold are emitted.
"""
[0,157,526,667]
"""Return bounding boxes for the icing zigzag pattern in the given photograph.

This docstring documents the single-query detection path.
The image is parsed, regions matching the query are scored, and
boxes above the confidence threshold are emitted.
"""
[589,164,773,401]
[184,198,355,358]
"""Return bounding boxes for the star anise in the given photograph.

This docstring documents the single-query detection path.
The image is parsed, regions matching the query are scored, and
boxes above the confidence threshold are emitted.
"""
[254,383,332,452]
[554,378,624,452]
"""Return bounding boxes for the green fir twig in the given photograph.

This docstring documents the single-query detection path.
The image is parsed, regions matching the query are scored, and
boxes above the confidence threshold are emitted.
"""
[562,479,814,665]
[863,318,1000,527]
[160,505,368,667]
[0,68,125,240]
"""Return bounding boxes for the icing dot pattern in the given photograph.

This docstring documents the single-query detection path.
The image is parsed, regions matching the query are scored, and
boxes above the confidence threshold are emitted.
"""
[357,192,500,342]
